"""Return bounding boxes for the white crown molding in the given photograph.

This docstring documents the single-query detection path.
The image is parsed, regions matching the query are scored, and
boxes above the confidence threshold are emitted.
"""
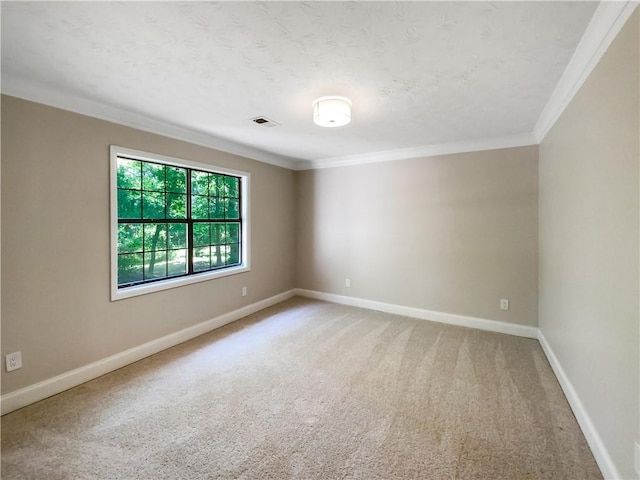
[3,1,636,171]
[1,74,301,171]
[534,0,639,142]
[296,134,538,171]
[4,73,536,171]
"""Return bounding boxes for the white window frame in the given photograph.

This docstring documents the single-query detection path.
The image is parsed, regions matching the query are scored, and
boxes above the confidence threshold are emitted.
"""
[110,145,250,301]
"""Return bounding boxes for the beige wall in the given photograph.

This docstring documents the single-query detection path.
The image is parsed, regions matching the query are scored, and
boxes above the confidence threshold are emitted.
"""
[297,146,539,327]
[539,10,639,480]
[1,96,297,394]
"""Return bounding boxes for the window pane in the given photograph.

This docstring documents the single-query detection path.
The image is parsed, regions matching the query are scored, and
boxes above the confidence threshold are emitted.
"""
[117,159,141,190]
[166,167,186,194]
[227,223,240,243]
[211,245,224,267]
[168,249,187,276]
[168,224,187,249]
[191,171,209,195]
[192,195,208,219]
[118,224,143,253]
[209,197,224,219]
[142,162,165,192]
[118,189,142,219]
[208,174,219,197]
[210,223,222,244]
[142,192,166,219]
[193,223,210,247]
[118,253,143,285]
[226,176,239,198]
[167,193,186,219]
[193,246,211,272]
[144,251,167,279]
[144,224,168,251]
[213,175,226,197]
[226,199,240,219]
[228,244,240,265]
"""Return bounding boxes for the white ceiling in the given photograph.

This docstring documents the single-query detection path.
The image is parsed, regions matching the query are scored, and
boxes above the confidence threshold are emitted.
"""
[0,2,619,169]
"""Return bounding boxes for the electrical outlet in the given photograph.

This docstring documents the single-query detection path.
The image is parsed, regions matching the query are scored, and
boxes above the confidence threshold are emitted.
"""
[635,442,640,476]
[6,351,22,372]
[241,286,247,297]
[345,278,351,288]
[500,299,509,311]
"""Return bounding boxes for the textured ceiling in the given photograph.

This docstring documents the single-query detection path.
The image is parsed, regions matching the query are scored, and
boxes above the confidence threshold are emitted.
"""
[2,2,597,165]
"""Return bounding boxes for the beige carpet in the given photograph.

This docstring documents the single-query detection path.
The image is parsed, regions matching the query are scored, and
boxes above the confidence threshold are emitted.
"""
[1,297,601,479]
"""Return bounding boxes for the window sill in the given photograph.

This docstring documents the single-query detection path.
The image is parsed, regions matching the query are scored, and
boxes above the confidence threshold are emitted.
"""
[111,264,250,301]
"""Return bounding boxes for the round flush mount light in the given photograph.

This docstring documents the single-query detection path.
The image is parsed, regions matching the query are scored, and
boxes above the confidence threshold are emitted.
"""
[312,96,352,127]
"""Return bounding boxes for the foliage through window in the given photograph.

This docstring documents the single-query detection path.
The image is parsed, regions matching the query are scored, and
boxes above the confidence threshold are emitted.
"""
[113,148,247,295]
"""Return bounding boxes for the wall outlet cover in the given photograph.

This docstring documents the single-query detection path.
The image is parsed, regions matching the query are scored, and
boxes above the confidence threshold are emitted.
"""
[6,351,22,372]
[635,442,640,476]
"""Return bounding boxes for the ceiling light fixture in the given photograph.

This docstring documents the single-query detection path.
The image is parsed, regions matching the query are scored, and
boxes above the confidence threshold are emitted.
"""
[313,96,352,127]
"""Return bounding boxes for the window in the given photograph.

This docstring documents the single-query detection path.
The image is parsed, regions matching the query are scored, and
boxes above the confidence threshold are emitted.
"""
[110,146,250,300]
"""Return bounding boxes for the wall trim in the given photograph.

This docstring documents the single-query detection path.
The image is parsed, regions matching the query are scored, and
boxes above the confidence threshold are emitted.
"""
[3,3,636,172]
[0,286,621,479]
[538,331,620,480]
[293,288,538,339]
[295,288,620,477]
[1,79,300,171]
[0,289,296,415]
[533,1,638,142]
[296,134,537,171]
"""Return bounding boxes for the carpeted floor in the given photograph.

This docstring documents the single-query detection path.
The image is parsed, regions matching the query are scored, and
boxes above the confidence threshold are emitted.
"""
[1,297,601,479]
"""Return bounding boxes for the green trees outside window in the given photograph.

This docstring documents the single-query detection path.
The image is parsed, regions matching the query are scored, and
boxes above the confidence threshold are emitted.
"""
[116,156,242,287]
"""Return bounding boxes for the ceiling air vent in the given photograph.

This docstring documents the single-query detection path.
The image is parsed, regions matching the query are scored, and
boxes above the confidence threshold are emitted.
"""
[250,117,280,128]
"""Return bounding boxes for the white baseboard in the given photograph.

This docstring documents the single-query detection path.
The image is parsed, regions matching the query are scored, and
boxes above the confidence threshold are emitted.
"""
[294,289,622,478]
[1,289,296,415]
[293,288,539,339]
[2,287,620,480]
[538,331,620,480]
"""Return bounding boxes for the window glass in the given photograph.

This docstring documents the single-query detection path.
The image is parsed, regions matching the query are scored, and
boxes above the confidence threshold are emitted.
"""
[115,154,244,292]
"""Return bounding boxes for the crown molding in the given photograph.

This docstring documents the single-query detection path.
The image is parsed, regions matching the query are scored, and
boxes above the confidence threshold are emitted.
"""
[3,1,636,171]
[295,134,538,171]
[1,75,301,171]
[533,0,639,142]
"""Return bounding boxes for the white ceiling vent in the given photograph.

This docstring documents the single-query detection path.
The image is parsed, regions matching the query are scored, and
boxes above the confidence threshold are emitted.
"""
[251,117,280,128]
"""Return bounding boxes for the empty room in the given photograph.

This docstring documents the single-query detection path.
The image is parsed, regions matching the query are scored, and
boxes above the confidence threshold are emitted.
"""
[1,1,639,479]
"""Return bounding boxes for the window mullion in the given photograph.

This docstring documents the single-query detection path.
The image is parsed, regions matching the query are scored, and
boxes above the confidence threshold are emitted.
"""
[186,169,194,275]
